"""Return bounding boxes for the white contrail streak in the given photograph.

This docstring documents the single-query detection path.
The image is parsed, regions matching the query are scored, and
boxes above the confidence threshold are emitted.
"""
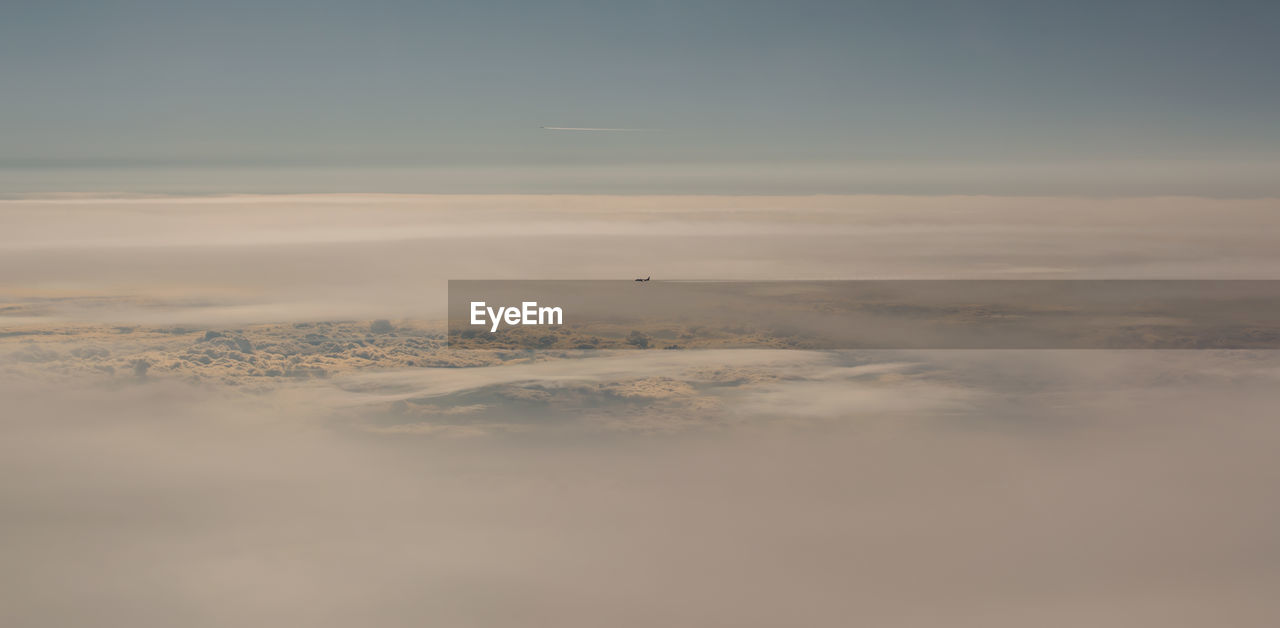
[540,126,651,132]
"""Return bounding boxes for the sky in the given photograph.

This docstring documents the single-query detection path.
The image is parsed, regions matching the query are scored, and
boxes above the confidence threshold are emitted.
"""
[2,0,1278,194]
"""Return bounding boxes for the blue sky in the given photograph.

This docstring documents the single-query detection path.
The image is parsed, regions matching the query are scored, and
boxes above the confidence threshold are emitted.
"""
[2,0,1277,193]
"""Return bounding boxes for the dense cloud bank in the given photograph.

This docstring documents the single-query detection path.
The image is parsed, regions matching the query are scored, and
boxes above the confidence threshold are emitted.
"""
[3,350,1280,626]
[3,195,1279,625]
[3,195,1280,326]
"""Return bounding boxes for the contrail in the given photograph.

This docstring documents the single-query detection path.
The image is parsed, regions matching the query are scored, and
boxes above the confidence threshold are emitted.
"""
[541,126,651,132]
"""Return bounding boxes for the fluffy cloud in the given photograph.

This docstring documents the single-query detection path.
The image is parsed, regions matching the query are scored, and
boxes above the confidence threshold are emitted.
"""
[4,350,1280,627]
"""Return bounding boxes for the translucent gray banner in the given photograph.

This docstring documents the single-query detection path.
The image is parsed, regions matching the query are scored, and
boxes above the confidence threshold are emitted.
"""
[448,280,1280,350]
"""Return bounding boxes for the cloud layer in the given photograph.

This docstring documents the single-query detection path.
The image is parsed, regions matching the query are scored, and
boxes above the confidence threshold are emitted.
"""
[4,349,1280,626]
[4,194,1280,625]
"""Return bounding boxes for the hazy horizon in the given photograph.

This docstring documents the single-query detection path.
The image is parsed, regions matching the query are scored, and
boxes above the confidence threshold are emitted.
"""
[5,1,1280,196]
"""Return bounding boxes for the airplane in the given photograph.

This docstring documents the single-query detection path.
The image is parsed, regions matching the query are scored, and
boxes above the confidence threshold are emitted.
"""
[634,275,650,282]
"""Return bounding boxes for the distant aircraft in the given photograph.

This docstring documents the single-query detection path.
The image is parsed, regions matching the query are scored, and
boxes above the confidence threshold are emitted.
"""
[635,275,650,282]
